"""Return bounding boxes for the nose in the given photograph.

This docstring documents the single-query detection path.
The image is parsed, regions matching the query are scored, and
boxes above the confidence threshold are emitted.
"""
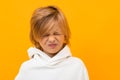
[48,35,56,43]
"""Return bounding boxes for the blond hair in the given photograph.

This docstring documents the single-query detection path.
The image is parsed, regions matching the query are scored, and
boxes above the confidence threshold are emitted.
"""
[30,6,71,49]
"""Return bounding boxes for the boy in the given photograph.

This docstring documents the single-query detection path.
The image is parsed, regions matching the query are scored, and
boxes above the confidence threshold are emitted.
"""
[15,6,89,80]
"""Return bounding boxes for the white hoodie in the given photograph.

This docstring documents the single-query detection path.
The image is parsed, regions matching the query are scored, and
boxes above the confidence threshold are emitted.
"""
[15,45,89,80]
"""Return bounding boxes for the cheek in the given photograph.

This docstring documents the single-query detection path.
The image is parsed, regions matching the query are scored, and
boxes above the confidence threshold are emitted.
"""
[58,36,65,43]
[38,39,46,47]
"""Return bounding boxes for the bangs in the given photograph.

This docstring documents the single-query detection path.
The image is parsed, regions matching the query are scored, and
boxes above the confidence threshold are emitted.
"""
[38,13,65,37]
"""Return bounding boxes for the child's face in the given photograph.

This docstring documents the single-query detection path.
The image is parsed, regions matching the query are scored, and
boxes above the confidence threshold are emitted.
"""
[38,26,65,57]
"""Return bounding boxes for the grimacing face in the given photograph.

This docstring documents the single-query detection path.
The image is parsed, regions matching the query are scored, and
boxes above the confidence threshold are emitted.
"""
[38,26,65,57]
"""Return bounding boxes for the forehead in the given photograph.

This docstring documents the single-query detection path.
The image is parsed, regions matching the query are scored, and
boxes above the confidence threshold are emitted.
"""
[46,25,63,33]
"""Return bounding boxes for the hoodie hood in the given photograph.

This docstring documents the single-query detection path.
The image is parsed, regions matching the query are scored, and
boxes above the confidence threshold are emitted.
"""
[27,45,72,66]
[15,45,89,80]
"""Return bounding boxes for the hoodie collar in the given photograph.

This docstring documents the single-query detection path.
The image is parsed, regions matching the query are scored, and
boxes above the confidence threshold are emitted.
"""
[27,45,72,65]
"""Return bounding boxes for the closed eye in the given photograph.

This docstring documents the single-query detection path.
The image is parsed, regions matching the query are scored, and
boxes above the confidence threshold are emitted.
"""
[54,32,62,35]
[42,34,50,37]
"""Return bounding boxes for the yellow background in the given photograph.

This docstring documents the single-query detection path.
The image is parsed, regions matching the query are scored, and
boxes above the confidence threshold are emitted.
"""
[0,0,120,80]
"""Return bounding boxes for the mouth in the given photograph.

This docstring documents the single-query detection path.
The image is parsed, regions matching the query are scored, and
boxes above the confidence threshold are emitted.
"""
[48,44,57,49]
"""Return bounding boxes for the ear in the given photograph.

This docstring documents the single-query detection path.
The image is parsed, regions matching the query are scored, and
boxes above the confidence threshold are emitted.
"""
[63,38,67,44]
[63,35,67,43]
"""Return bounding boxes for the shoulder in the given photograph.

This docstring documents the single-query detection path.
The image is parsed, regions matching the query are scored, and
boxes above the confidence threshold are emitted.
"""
[18,59,36,72]
[69,57,89,80]
[68,57,87,68]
